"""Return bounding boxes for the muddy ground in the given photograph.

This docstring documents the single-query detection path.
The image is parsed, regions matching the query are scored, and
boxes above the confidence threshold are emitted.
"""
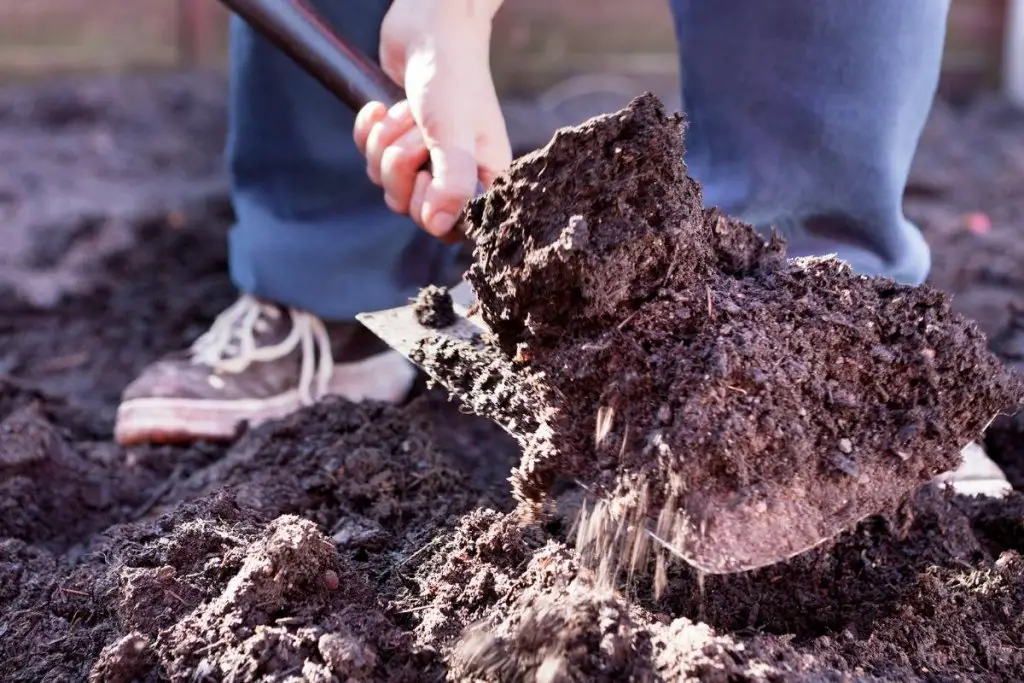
[1,72,1024,682]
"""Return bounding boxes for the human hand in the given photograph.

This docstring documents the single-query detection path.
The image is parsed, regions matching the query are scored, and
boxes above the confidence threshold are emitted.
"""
[354,0,511,239]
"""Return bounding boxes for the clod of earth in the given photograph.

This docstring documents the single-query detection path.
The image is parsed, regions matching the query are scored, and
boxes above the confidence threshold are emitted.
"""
[413,284,458,329]
[415,93,1024,574]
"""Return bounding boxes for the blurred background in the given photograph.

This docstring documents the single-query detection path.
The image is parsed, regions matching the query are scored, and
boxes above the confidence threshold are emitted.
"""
[0,0,1019,100]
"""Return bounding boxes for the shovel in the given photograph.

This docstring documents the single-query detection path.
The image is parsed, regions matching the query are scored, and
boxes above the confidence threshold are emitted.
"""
[217,0,476,247]
[217,0,488,405]
[219,0,846,576]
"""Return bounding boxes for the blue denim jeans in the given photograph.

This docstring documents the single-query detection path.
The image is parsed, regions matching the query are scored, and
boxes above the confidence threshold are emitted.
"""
[226,0,949,320]
[225,0,455,321]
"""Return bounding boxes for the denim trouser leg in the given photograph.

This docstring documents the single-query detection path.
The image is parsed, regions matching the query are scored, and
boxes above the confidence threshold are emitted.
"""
[669,0,949,285]
[226,0,456,321]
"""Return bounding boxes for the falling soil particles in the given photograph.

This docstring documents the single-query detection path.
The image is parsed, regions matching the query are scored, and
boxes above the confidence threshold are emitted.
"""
[2,74,1024,682]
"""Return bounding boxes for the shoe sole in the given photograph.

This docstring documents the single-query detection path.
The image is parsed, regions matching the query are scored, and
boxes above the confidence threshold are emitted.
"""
[114,352,417,446]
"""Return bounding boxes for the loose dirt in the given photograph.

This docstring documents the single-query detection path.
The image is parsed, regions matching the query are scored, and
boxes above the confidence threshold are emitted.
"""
[445,94,1019,575]
[413,285,457,329]
[1,74,1024,682]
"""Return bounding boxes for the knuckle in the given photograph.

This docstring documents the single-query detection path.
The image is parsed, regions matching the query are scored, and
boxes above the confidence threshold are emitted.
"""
[380,148,402,178]
[386,100,410,121]
[367,132,387,162]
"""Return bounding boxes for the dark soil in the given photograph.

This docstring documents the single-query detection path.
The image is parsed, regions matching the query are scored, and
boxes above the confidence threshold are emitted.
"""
[1,74,1024,682]
[413,285,458,329]
[450,94,1020,574]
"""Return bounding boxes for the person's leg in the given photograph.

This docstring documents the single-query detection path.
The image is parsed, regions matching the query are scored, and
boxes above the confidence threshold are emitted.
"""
[115,0,448,445]
[667,0,1009,493]
[668,0,948,285]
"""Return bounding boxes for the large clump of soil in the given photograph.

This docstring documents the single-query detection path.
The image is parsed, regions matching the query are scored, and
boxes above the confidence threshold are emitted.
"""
[442,93,1024,573]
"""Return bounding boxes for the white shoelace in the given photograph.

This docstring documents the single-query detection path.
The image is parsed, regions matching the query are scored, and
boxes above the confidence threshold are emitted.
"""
[189,295,335,405]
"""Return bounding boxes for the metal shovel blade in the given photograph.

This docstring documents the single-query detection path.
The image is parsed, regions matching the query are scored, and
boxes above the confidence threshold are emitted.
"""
[356,281,853,576]
[355,281,485,391]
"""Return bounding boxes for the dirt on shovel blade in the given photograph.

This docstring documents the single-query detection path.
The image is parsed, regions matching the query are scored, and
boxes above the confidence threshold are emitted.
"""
[5,75,1024,682]
[413,93,1024,575]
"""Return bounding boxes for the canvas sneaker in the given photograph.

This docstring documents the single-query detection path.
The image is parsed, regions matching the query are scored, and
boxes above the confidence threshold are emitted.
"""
[114,295,416,445]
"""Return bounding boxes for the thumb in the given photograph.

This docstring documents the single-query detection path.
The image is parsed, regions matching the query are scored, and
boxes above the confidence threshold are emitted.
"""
[421,137,479,237]
[475,92,513,187]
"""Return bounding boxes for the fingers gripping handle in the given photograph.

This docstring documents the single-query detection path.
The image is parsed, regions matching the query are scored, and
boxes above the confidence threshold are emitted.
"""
[217,0,473,244]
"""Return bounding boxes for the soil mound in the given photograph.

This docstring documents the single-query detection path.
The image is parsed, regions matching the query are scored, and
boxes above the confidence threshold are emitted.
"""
[3,75,1024,682]
[446,488,1024,682]
[0,394,517,682]
[0,378,217,552]
[451,93,1023,573]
